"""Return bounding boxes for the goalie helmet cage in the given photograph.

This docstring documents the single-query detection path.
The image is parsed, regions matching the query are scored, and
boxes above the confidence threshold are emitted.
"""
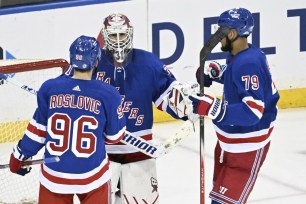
[0,59,68,204]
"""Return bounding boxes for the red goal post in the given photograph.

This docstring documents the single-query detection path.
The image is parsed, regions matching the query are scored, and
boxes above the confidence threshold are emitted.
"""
[0,59,68,204]
[0,59,68,74]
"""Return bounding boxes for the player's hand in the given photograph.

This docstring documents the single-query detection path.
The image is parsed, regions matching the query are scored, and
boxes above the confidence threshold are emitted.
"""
[166,82,199,118]
[9,142,32,176]
[188,94,226,121]
[196,68,213,87]
[205,61,226,79]
[196,61,226,87]
[167,87,189,118]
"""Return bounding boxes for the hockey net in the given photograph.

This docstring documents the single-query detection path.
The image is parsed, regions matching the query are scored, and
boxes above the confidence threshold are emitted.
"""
[0,59,68,204]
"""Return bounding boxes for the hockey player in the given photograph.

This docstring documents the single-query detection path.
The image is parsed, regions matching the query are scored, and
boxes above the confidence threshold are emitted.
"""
[94,12,189,204]
[9,35,126,204]
[187,8,280,203]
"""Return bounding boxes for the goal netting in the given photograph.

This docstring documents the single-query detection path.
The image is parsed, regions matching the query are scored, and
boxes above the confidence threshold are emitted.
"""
[0,59,68,204]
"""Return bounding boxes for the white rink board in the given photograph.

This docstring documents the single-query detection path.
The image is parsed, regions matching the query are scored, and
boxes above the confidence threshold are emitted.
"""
[0,0,305,96]
[148,0,306,93]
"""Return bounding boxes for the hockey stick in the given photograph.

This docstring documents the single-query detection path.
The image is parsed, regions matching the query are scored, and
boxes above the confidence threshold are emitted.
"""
[123,120,194,158]
[0,73,37,95]
[0,73,193,158]
[199,26,230,203]
[0,156,60,169]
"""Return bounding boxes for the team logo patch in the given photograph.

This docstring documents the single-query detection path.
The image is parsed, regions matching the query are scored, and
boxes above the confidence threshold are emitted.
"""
[76,54,83,60]
[151,177,158,193]
[72,85,81,91]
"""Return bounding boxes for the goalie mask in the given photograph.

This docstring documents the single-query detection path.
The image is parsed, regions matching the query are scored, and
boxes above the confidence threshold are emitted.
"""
[101,12,133,65]
[69,35,101,71]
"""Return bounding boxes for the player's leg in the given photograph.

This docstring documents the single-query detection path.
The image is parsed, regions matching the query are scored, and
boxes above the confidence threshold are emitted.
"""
[77,180,112,204]
[120,159,159,204]
[38,183,74,204]
[209,142,270,204]
[210,142,227,204]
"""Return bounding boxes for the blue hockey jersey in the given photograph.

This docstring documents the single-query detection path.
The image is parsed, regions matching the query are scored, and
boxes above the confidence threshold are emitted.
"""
[18,75,126,193]
[92,48,180,162]
[213,44,280,153]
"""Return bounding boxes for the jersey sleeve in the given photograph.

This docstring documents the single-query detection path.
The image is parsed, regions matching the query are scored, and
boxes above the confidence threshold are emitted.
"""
[151,60,184,119]
[104,87,126,144]
[19,82,49,158]
[219,63,266,126]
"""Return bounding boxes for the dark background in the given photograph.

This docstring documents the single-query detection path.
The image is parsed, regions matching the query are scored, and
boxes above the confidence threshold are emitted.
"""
[0,0,70,8]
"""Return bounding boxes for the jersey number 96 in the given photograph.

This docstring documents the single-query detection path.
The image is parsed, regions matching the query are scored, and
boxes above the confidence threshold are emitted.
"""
[46,113,98,158]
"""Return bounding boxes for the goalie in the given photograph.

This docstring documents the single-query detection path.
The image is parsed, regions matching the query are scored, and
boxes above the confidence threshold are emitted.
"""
[64,12,198,204]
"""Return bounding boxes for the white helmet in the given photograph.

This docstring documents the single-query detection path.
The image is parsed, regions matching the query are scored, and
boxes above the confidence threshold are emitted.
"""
[101,12,133,64]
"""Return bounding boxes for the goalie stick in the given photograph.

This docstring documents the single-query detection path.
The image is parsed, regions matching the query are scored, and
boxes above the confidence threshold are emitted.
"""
[199,26,230,204]
[0,156,60,169]
[0,71,194,158]
[124,120,194,158]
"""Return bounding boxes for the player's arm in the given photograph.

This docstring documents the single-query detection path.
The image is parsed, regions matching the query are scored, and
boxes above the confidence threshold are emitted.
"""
[152,64,200,121]
[189,63,265,126]
[10,83,48,175]
[151,60,185,119]
[104,87,126,144]
[165,61,227,120]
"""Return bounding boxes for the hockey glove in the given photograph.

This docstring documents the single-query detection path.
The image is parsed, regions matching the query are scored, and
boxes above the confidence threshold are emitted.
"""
[206,61,226,79]
[196,61,227,87]
[166,82,199,119]
[189,94,226,121]
[9,141,32,176]
[196,68,212,87]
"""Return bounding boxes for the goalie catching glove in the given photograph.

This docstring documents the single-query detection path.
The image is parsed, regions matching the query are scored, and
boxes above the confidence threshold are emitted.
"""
[189,94,226,122]
[9,141,32,176]
[166,82,199,119]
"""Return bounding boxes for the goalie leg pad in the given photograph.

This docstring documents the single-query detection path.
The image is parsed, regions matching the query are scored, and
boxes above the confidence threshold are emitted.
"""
[121,159,159,204]
[110,161,123,204]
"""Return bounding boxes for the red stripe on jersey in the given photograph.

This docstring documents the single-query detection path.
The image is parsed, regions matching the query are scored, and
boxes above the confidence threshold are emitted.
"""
[105,132,125,144]
[41,160,110,185]
[246,100,264,114]
[27,123,46,138]
[216,127,274,144]
[113,134,153,145]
